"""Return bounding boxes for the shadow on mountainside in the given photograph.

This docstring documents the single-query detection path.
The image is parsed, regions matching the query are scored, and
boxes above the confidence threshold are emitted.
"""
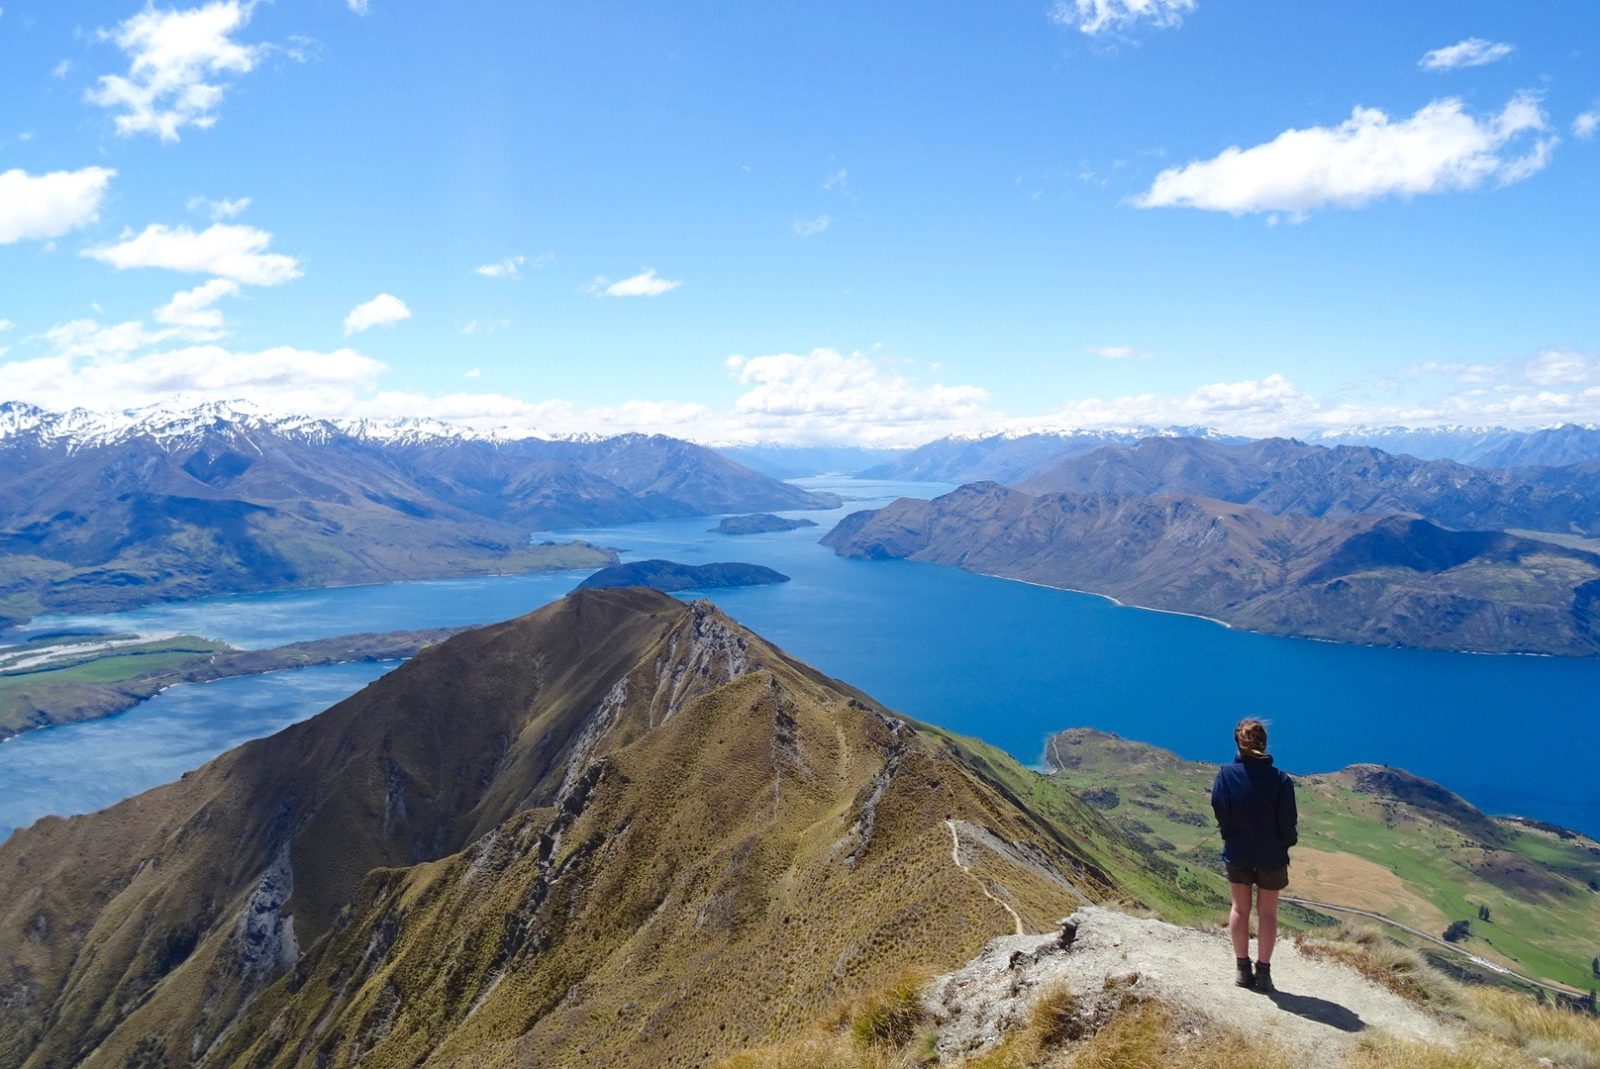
[1266,989,1365,1033]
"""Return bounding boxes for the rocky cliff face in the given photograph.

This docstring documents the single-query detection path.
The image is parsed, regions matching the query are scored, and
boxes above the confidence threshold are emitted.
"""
[0,589,1179,1069]
[823,482,1600,655]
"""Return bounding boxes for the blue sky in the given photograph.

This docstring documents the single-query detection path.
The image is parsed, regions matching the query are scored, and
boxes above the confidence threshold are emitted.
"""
[0,0,1596,444]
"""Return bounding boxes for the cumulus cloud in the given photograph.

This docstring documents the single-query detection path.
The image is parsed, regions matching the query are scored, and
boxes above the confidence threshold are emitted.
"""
[87,0,264,141]
[725,348,993,445]
[1575,111,1599,140]
[1137,93,1555,217]
[791,213,831,237]
[1049,0,1196,35]
[154,278,240,333]
[1037,374,1321,437]
[586,268,681,298]
[1420,37,1514,71]
[0,166,116,245]
[84,223,302,285]
[474,253,550,279]
[343,293,411,335]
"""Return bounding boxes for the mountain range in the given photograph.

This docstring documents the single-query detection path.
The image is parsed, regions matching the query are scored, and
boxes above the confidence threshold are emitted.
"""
[0,401,837,628]
[0,589,1180,1069]
[823,481,1600,655]
[1020,436,1600,537]
[854,428,1245,484]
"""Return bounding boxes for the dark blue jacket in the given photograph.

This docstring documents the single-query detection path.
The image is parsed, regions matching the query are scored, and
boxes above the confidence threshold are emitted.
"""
[1210,755,1298,869]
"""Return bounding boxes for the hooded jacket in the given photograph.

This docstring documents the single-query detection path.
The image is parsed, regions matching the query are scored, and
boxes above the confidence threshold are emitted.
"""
[1210,754,1298,869]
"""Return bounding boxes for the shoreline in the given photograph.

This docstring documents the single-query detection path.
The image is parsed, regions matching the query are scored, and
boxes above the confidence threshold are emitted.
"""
[967,567,1571,660]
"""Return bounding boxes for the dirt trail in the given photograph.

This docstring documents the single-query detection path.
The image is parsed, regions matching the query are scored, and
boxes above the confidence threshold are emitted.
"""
[927,905,1458,1068]
[945,819,1025,936]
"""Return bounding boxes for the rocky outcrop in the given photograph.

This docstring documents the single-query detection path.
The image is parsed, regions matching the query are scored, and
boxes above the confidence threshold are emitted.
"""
[927,906,1456,1068]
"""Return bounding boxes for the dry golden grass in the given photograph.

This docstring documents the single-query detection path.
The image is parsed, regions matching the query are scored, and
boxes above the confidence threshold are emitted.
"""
[1344,1036,1542,1069]
[1295,924,1461,1009]
[847,970,933,1049]
[1067,1001,1293,1069]
[1466,987,1600,1069]
[713,1033,919,1069]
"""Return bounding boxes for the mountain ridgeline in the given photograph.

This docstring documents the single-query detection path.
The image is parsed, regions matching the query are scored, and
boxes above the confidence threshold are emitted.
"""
[0,590,1188,1069]
[824,481,1600,655]
[1020,436,1600,536]
[0,402,838,628]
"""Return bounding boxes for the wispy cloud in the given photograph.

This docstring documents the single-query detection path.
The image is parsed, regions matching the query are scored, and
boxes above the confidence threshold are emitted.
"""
[1049,0,1196,36]
[791,213,831,237]
[347,0,370,13]
[1420,37,1514,71]
[343,293,411,335]
[585,268,682,298]
[474,253,550,279]
[84,223,302,286]
[1136,93,1554,218]
[0,166,115,245]
[187,194,251,221]
[1087,345,1147,360]
[460,318,510,335]
[87,1,265,141]
[1574,111,1599,140]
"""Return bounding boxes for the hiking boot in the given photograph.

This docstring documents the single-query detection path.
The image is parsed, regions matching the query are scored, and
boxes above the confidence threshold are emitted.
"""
[1254,962,1276,994]
[1235,958,1255,989]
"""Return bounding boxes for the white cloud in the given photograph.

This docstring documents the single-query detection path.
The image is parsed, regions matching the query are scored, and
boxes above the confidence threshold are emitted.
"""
[0,320,14,332]
[464,367,480,379]
[1087,345,1144,359]
[724,348,993,445]
[1574,111,1599,140]
[460,318,510,335]
[1420,37,1514,71]
[187,194,251,220]
[84,223,301,285]
[154,278,240,333]
[586,268,682,298]
[1137,94,1555,217]
[791,213,831,237]
[1523,347,1596,386]
[347,0,370,13]
[87,1,264,141]
[1049,0,1196,35]
[1038,373,1322,436]
[52,59,72,79]
[0,166,115,245]
[473,253,550,279]
[343,293,411,335]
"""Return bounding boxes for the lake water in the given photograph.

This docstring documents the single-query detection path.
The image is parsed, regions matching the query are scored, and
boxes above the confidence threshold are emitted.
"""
[4,475,1598,840]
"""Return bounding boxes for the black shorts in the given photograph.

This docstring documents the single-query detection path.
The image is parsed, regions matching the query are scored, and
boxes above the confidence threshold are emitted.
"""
[1225,863,1289,890]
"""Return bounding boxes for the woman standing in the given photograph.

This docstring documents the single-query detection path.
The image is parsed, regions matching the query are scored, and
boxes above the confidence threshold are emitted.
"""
[1210,718,1297,993]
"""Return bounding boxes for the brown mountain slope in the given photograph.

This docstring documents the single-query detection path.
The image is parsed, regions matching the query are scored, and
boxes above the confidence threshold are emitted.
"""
[0,590,1186,1069]
[822,482,1600,654]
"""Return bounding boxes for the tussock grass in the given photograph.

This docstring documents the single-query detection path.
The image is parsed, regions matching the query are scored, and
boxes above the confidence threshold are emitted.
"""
[1466,987,1600,1069]
[713,1033,917,1069]
[1295,924,1461,1009]
[1066,1001,1292,1069]
[846,970,932,1049]
[1344,1036,1541,1069]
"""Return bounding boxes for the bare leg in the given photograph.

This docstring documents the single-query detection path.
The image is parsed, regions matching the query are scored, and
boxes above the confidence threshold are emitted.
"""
[1228,882,1253,959]
[1256,887,1279,964]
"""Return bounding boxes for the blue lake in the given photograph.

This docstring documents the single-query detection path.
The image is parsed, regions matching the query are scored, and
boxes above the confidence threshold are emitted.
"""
[3,475,1598,840]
